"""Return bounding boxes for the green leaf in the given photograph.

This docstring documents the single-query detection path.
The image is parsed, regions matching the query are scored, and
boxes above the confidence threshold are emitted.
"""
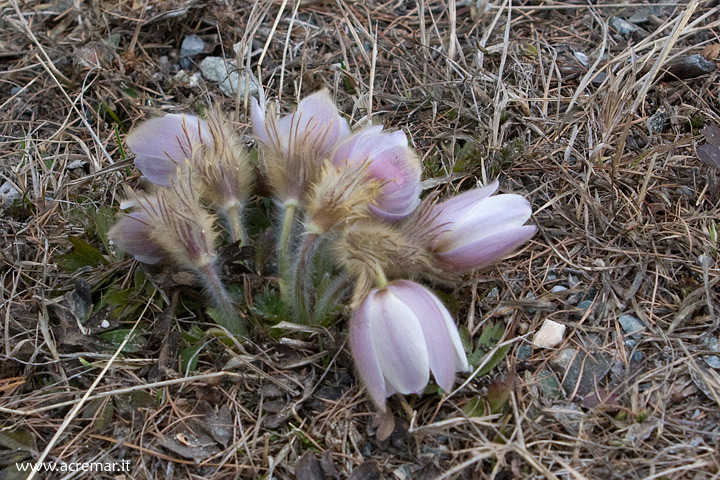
[469,321,511,376]
[251,288,288,325]
[56,236,108,271]
[462,397,486,417]
[181,343,203,373]
[92,205,115,253]
[0,430,36,454]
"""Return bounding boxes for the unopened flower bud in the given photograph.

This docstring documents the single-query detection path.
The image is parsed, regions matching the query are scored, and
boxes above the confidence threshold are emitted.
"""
[251,89,350,204]
[126,113,212,185]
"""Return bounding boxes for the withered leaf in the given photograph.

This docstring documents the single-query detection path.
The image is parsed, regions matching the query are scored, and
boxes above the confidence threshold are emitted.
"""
[375,410,395,443]
[702,125,720,147]
[348,460,381,480]
[295,450,325,480]
[697,143,720,169]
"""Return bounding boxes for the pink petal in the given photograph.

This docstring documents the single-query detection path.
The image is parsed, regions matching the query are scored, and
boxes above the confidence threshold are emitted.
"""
[251,98,272,146]
[438,224,537,272]
[108,212,166,264]
[431,180,500,223]
[389,281,467,392]
[436,194,532,252]
[369,289,429,394]
[350,292,387,409]
[127,114,211,185]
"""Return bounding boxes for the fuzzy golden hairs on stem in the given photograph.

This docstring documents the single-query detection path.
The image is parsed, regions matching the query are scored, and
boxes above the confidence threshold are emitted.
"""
[192,107,254,245]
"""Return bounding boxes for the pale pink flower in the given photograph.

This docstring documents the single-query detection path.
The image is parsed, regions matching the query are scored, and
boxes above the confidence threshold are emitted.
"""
[428,180,536,272]
[331,125,421,220]
[126,114,212,185]
[350,280,468,410]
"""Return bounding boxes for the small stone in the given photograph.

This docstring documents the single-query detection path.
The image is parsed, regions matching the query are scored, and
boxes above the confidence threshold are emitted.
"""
[0,180,21,207]
[610,17,640,36]
[631,351,644,363]
[551,349,576,370]
[573,51,590,67]
[551,285,568,293]
[704,356,720,369]
[647,108,666,134]
[533,319,566,349]
[577,299,593,311]
[101,319,110,328]
[618,314,645,335]
[555,351,613,396]
[180,34,205,58]
[66,159,86,170]
[628,11,650,24]
[199,56,259,98]
[517,344,532,360]
[172,70,201,88]
[550,403,583,435]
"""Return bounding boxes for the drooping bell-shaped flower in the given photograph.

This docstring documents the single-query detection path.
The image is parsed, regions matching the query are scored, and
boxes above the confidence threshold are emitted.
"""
[350,280,468,411]
[331,125,421,221]
[251,89,350,204]
[126,113,212,185]
[427,180,536,273]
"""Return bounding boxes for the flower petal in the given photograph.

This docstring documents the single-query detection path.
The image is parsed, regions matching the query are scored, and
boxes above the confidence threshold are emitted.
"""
[369,289,429,394]
[108,212,166,264]
[350,292,387,410]
[437,224,537,272]
[431,180,500,224]
[127,114,211,185]
[437,194,533,252]
[390,281,468,392]
[251,98,272,146]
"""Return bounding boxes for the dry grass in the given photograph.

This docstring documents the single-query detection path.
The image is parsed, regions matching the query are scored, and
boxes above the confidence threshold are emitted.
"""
[1,0,720,478]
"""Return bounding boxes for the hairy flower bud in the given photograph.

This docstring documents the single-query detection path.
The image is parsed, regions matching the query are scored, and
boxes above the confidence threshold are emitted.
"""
[252,89,350,204]
[331,125,421,220]
[108,196,167,264]
[350,280,468,411]
[126,113,212,185]
[192,108,254,243]
[304,161,381,235]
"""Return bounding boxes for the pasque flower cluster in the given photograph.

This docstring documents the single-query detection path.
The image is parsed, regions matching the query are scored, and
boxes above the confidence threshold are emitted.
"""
[109,91,536,411]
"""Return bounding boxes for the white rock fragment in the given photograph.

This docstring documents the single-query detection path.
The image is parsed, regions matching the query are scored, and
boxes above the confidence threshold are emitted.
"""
[0,180,21,207]
[199,56,259,98]
[533,319,566,349]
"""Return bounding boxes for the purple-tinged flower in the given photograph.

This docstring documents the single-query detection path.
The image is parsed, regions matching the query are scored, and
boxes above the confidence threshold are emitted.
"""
[251,90,350,203]
[350,280,468,411]
[108,200,167,264]
[427,180,536,273]
[331,125,421,221]
[126,113,212,185]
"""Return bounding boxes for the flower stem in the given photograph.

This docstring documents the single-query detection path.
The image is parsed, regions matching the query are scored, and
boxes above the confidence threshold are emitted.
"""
[198,264,246,335]
[222,204,248,246]
[292,233,318,322]
[278,201,298,302]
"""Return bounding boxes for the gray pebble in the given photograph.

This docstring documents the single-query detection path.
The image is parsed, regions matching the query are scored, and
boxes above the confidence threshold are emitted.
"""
[704,356,720,369]
[577,299,593,311]
[618,314,645,335]
[199,56,259,98]
[181,34,205,57]
[551,285,568,293]
[610,17,640,36]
